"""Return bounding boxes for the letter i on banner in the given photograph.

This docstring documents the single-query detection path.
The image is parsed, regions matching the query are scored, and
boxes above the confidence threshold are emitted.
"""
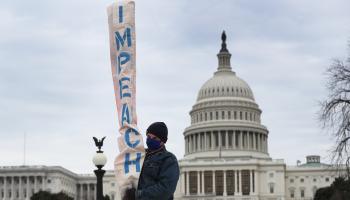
[107,0,145,199]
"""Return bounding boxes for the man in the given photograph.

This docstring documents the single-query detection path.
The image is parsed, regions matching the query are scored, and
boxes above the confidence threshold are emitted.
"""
[135,122,180,200]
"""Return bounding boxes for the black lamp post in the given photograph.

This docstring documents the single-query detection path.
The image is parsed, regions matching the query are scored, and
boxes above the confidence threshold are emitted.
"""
[92,137,107,200]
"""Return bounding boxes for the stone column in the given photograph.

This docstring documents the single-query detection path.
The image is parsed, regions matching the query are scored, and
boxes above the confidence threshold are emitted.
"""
[204,132,208,151]
[26,177,30,200]
[193,135,196,152]
[218,131,222,149]
[238,171,242,195]
[188,135,193,153]
[239,170,243,195]
[225,131,229,149]
[197,171,200,195]
[87,183,90,200]
[11,176,14,200]
[191,135,194,153]
[239,131,243,149]
[186,172,189,195]
[3,177,7,200]
[212,171,216,195]
[19,177,22,199]
[223,170,227,196]
[261,135,264,152]
[181,172,185,195]
[254,170,258,195]
[201,171,205,195]
[246,131,250,150]
[234,171,238,195]
[80,184,84,200]
[94,184,97,200]
[197,133,200,151]
[75,184,79,200]
[250,170,253,195]
[211,132,215,150]
[257,134,261,151]
[253,132,256,150]
[41,176,45,191]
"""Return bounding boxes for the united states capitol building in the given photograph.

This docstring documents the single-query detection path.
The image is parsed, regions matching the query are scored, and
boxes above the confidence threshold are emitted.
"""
[0,33,342,200]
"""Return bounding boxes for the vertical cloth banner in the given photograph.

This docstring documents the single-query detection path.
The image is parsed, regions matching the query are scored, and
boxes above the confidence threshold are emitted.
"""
[107,0,145,198]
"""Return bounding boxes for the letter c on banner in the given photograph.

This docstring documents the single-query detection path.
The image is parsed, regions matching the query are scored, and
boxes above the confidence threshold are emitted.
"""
[124,128,140,148]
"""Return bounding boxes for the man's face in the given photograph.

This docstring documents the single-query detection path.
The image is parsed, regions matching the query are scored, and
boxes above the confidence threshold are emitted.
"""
[146,133,164,145]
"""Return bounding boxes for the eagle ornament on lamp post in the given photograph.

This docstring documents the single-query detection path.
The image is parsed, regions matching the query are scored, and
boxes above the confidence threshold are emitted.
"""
[92,137,107,200]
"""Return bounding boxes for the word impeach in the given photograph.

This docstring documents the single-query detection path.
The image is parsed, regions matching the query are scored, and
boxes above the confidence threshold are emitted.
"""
[107,0,145,197]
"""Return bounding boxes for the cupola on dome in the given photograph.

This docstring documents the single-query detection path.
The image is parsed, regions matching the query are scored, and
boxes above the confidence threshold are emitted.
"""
[197,31,254,101]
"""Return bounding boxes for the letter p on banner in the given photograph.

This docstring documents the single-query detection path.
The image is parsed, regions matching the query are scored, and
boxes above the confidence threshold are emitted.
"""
[107,1,145,199]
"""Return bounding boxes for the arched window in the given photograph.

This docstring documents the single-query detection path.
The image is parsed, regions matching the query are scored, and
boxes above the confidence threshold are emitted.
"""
[300,188,305,198]
[269,183,275,194]
[289,187,295,198]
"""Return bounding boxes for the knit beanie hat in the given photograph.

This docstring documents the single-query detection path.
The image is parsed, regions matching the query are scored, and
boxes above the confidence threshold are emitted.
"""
[146,122,168,143]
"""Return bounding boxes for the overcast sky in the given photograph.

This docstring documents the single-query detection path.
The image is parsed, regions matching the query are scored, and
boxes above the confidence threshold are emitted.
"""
[1,0,349,174]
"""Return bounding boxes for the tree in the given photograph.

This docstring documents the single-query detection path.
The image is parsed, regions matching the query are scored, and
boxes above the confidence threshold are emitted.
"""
[319,44,350,179]
[314,177,350,200]
[30,191,52,200]
[30,191,73,200]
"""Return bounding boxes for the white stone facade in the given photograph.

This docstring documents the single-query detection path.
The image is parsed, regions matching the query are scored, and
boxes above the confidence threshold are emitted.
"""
[0,166,119,200]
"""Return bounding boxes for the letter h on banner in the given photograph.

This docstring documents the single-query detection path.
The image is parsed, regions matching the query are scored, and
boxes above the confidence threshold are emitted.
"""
[124,152,141,173]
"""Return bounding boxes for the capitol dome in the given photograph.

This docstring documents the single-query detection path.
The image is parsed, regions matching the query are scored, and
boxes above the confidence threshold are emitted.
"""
[183,32,269,159]
[197,71,255,101]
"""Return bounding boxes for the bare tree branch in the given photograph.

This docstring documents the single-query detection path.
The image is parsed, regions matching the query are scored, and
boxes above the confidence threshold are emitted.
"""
[319,43,350,179]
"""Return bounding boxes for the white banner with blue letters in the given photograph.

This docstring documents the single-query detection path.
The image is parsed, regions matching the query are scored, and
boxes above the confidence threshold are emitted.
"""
[107,0,145,198]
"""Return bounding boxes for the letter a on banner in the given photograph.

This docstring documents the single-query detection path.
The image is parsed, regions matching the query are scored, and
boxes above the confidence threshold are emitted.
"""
[107,0,145,199]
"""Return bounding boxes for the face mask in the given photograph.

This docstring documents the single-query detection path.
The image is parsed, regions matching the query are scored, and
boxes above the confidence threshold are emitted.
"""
[146,137,162,150]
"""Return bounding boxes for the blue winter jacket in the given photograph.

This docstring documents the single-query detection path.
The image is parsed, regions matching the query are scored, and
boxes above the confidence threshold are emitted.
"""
[136,147,179,200]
